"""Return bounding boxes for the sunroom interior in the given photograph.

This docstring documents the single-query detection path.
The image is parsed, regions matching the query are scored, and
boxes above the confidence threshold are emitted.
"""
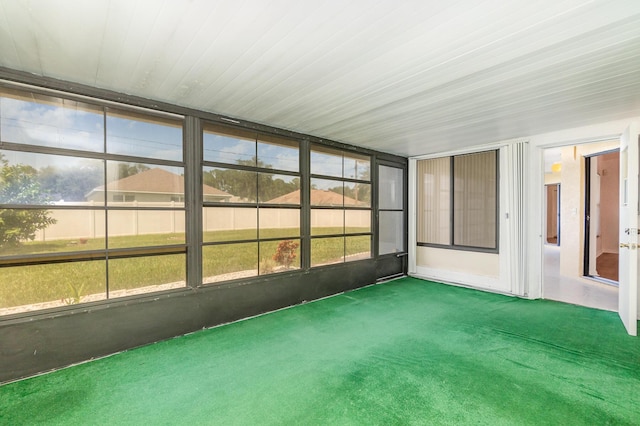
[1,2,640,421]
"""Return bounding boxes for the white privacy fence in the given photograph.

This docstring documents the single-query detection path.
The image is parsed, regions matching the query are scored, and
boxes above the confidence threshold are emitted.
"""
[33,202,370,241]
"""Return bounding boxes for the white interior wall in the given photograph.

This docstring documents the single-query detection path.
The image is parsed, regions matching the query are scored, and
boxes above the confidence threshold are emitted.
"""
[409,144,522,296]
[409,116,639,320]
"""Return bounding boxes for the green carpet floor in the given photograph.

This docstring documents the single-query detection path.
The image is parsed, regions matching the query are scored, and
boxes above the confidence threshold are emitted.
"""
[1,277,639,425]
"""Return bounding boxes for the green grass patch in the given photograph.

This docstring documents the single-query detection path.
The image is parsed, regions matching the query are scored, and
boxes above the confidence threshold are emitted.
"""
[0,228,371,310]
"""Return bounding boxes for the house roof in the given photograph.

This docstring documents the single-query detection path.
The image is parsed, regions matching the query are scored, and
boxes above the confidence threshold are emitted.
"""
[92,168,231,198]
[267,189,365,206]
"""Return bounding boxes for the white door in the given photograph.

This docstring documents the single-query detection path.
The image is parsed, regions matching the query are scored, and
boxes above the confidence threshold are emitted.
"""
[618,123,639,336]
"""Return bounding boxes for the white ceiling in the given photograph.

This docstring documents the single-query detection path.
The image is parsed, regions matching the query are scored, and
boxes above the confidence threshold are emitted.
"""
[1,0,640,157]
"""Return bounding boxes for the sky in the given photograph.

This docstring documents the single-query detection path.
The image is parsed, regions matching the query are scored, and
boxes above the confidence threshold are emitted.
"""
[1,94,370,185]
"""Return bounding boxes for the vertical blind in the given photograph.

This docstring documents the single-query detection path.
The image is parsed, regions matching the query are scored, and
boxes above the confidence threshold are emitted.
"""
[417,156,450,245]
[417,150,497,250]
[453,151,496,248]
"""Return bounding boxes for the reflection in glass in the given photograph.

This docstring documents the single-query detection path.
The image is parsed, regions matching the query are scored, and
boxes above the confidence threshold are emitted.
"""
[0,260,106,315]
[203,124,256,165]
[311,237,344,267]
[379,211,404,255]
[105,162,184,205]
[108,254,186,296]
[344,182,371,206]
[257,135,299,172]
[203,207,257,242]
[0,150,104,205]
[379,165,403,210]
[344,153,370,181]
[346,235,371,261]
[345,210,371,233]
[259,173,300,204]
[311,209,343,236]
[107,210,185,248]
[311,145,342,177]
[202,243,258,284]
[106,109,183,161]
[259,208,300,238]
[203,167,256,203]
[259,239,301,274]
[0,88,104,152]
[310,178,343,206]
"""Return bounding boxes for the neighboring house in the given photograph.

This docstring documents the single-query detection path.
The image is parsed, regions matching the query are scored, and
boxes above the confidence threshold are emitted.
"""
[85,168,232,203]
[267,189,365,206]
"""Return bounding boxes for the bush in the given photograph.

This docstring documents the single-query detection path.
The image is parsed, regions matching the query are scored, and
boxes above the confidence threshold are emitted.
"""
[272,240,299,269]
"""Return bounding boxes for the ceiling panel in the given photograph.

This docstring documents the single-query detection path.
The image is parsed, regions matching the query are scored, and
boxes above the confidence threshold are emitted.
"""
[1,0,639,157]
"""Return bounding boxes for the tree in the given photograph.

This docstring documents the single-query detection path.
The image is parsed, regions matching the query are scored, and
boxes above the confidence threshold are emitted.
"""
[117,163,150,179]
[0,154,57,248]
[38,164,102,202]
[203,156,299,202]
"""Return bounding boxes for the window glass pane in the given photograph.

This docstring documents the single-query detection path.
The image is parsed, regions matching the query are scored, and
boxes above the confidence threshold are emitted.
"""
[311,209,343,236]
[417,157,451,245]
[311,237,344,267]
[0,88,104,152]
[105,162,184,206]
[0,260,106,316]
[259,173,300,204]
[311,145,342,177]
[259,239,301,274]
[379,165,403,210]
[453,151,497,248]
[106,109,183,161]
[257,135,299,172]
[203,124,256,165]
[379,211,404,255]
[202,242,258,284]
[345,210,371,233]
[1,151,104,205]
[203,207,257,242]
[346,235,371,261]
[259,208,300,238]
[107,210,185,248]
[344,182,370,207]
[203,166,256,203]
[344,153,370,181]
[0,209,105,255]
[108,254,186,297]
[310,178,343,206]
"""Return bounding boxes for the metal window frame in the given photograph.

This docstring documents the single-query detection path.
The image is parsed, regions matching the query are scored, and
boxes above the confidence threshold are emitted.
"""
[0,70,407,321]
[416,149,499,254]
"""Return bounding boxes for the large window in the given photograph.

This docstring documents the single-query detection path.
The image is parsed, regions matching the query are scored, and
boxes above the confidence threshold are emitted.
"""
[310,145,372,266]
[0,81,399,318]
[202,124,301,283]
[417,150,498,251]
[0,87,186,315]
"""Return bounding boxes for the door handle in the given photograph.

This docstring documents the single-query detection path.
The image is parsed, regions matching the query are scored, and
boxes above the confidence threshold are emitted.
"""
[620,243,630,248]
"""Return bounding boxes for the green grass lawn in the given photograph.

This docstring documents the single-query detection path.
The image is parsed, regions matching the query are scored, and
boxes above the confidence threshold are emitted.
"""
[0,228,370,310]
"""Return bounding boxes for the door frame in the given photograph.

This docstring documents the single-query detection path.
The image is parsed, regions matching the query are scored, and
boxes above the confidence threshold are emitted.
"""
[544,183,561,246]
[582,149,620,282]
[534,136,620,302]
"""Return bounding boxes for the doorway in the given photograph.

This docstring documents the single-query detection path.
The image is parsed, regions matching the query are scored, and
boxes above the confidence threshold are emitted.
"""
[541,143,618,313]
[583,150,620,283]
[545,184,560,245]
